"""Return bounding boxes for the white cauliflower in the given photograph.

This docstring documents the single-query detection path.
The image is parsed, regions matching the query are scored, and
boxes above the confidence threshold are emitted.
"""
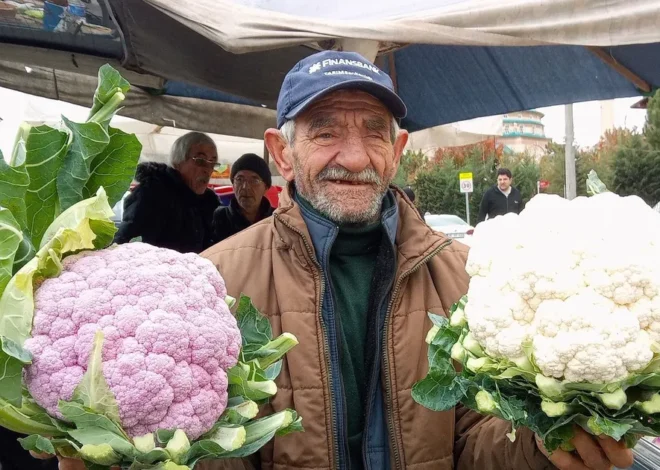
[466,192,660,383]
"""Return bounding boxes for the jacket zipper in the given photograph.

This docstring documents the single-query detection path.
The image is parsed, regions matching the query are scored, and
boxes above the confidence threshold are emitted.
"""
[382,239,453,470]
[362,240,396,470]
[274,214,340,467]
[322,234,351,469]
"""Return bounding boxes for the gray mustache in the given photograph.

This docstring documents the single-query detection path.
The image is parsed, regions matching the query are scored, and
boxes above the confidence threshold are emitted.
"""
[318,167,380,184]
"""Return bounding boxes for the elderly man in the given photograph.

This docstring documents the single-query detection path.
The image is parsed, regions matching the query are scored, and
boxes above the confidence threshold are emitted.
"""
[200,51,634,470]
[114,131,220,253]
[213,153,274,242]
[41,51,634,470]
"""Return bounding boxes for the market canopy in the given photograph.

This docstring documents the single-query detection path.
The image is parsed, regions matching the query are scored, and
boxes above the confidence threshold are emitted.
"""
[1,0,659,137]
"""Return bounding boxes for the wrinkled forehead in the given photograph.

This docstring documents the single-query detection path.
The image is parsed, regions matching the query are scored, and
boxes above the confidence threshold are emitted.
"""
[188,142,218,159]
[297,90,393,128]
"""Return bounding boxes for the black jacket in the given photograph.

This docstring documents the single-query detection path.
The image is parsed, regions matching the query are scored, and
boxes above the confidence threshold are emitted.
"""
[114,163,219,253]
[213,196,274,243]
[477,185,525,224]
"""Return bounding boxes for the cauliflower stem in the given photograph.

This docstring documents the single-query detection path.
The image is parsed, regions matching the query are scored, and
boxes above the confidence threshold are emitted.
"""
[413,297,660,453]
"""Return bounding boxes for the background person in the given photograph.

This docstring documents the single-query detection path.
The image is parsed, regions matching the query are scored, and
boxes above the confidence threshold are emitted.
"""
[477,167,524,223]
[213,153,274,242]
[114,131,220,253]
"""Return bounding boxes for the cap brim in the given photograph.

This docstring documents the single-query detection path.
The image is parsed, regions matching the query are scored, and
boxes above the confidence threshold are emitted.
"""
[282,80,407,126]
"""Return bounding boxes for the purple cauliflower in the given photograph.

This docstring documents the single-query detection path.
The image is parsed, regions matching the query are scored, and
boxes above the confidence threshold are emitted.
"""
[23,243,242,439]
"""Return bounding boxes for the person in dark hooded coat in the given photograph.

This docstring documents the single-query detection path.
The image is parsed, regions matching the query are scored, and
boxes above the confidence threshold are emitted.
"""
[114,132,220,253]
[213,153,274,243]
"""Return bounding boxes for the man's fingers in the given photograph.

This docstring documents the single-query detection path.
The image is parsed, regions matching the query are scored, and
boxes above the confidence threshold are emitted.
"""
[58,457,92,470]
[29,453,92,470]
[546,447,592,470]
[597,435,635,469]
[572,428,612,470]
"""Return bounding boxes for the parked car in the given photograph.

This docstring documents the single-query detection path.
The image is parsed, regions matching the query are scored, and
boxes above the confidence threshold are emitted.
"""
[622,438,660,470]
[424,214,474,243]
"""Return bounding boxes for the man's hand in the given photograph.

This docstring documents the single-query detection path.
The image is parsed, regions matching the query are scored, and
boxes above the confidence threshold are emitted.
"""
[536,428,635,470]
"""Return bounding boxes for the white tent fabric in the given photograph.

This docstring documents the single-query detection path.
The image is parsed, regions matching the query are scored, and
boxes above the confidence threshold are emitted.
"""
[145,0,660,54]
[0,87,264,168]
[406,115,503,153]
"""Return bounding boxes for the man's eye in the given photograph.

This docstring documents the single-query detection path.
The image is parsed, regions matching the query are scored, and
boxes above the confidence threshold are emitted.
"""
[318,133,334,139]
[367,134,384,139]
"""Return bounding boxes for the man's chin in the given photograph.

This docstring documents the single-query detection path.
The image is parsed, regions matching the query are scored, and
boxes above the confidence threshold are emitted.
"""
[312,192,383,224]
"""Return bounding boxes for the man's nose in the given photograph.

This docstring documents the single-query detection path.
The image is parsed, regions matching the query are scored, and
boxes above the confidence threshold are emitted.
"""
[334,134,371,173]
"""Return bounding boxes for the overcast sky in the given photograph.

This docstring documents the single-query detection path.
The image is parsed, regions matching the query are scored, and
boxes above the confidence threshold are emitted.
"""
[537,97,648,149]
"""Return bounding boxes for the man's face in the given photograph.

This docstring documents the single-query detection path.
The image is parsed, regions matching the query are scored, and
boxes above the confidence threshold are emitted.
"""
[233,169,267,214]
[498,174,512,191]
[176,143,218,195]
[272,90,408,224]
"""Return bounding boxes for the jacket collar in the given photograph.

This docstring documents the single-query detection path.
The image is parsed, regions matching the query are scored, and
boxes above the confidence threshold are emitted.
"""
[293,189,398,265]
[274,184,449,271]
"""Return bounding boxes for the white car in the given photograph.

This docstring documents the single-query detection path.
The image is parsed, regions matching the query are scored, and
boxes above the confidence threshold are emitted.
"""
[424,214,474,244]
[111,191,131,228]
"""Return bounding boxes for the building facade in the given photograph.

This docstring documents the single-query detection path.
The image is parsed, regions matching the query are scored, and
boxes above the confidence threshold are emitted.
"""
[496,110,551,160]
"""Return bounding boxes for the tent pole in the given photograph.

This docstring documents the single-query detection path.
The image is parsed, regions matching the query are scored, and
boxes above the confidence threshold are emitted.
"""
[587,47,651,93]
[337,39,379,62]
[565,104,577,200]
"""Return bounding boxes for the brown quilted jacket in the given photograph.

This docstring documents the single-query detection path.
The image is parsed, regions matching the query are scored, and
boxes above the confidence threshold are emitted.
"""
[200,186,554,470]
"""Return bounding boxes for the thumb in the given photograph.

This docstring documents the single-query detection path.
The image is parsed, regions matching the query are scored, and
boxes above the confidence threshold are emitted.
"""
[29,450,55,460]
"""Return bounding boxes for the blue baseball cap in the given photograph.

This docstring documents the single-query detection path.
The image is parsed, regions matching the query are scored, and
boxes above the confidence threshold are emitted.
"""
[276,50,407,128]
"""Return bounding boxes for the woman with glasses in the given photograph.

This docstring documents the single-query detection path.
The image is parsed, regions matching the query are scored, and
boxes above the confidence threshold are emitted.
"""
[114,132,220,253]
[212,153,274,243]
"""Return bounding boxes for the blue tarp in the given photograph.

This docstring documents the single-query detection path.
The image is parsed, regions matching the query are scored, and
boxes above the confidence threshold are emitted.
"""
[165,43,653,132]
[384,44,643,131]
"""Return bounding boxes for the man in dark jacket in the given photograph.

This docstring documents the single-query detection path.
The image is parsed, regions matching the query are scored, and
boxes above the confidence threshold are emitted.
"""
[213,153,274,242]
[114,132,220,253]
[477,168,524,224]
[402,186,424,217]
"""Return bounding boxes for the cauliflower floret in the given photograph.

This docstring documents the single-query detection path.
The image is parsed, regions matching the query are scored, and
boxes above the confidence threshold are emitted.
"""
[464,192,660,384]
[630,296,660,342]
[24,243,241,439]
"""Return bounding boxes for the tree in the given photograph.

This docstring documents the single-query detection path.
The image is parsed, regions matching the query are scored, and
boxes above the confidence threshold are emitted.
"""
[432,138,504,167]
[645,91,660,150]
[393,149,428,187]
[414,141,539,222]
[612,91,660,206]
[539,132,624,198]
[415,153,493,221]
[612,134,660,206]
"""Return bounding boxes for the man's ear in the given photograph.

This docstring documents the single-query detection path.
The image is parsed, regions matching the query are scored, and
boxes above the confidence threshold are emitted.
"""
[264,128,295,182]
[390,129,409,175]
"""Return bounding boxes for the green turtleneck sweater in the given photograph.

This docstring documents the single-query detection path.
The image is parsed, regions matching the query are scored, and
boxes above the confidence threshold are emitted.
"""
[297,196,383,469]
[330,222,382,469]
